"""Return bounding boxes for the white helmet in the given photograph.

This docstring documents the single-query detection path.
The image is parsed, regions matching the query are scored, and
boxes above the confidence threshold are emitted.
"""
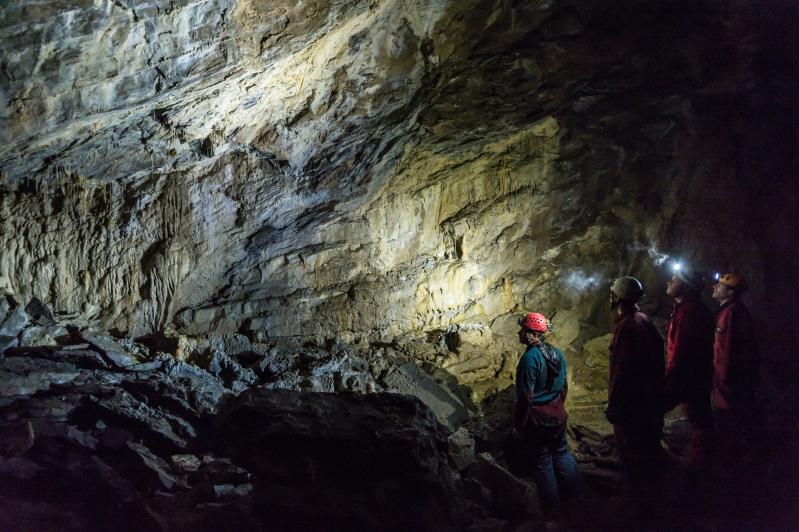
[610,276,644,302]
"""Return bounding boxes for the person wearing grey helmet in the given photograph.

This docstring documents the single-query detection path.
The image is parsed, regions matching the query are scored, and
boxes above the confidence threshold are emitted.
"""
[607,276,666,519]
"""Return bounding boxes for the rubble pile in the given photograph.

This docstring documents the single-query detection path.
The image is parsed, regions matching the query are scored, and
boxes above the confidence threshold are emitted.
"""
[0,296,546,531]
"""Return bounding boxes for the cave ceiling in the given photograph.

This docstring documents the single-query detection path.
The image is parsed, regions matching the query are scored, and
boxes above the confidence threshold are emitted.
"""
[1,0,796,367]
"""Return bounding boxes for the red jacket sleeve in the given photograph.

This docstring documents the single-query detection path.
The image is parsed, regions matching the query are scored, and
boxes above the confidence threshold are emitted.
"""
[715,303,758,406]
[666,308,688,373]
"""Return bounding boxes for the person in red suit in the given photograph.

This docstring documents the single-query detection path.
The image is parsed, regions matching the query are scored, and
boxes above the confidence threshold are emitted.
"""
[664,265,715,470]
[711,273,761,463]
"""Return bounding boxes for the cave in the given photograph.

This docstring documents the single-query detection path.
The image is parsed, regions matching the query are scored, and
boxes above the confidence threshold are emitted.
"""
[1,0,798,530]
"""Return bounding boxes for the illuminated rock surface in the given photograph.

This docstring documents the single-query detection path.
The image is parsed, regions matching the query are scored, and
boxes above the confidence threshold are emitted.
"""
[3,0,795,366]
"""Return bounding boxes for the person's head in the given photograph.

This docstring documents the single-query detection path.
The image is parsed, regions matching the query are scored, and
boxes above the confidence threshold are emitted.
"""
[518,312,548,346]
[666,266,704,299]
[610,276,644,312]
[712,273,747,304]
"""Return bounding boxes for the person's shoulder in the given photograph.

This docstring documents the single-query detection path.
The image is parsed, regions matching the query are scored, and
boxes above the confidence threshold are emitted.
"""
[729,298,750,310]
[521,347,541,362]
[691,297,713,317]
[547,342,564,357]
[632,311,661,334]
[728,299,753,319]
[524,345,544,363]
[613,313,636,332]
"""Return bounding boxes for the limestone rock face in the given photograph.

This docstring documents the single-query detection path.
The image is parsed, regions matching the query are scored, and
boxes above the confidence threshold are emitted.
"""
[1,0,797,384]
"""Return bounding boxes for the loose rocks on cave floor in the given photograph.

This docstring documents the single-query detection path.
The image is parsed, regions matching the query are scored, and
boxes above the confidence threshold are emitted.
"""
[2,296,788,531]
[0,297,547,531]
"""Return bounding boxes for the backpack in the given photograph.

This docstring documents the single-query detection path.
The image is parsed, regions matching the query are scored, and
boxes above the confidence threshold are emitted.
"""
[521,343,568,440]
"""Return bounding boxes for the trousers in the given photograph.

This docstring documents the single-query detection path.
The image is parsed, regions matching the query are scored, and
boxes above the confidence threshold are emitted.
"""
[527,427,585,509]
[613,420,666,511]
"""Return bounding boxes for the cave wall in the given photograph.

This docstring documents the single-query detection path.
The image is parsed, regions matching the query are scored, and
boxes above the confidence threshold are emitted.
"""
[2,0,796,374]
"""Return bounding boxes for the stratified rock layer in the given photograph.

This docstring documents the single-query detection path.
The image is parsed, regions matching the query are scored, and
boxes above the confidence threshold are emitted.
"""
[2,0,798,385]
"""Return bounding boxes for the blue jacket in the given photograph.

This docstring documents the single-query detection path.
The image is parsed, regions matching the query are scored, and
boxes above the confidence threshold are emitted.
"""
[515,342,567,407]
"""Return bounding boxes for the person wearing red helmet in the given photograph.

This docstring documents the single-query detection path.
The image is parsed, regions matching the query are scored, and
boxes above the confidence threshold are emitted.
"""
[664,265,715,471]
[711,273,761,466]
[513,311,584,512]
[607,276,666,518]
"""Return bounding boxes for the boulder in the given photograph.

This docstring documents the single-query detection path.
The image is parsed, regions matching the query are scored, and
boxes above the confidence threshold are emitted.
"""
[80,327,140,368]
[171,454,202,473]
[467,453,541,521]
[199,349,257,392]
[383,362,471,431]
[0,335,18,353]
[126,441,189,491]
[25,298,55,326]
[0,420,35,457]
[0,456,44,480]
[0,357,82,397]
[155,356,226,415]
[0,297,10,324]
[89,388,196,452]
[208,333,251,357]
[448,427,476,471]
[216,388,459,531]
[440,346,501,384]
[19,324,69,347]
[0,307,28,339]
[255,345,379,394]
[5,346,109,370]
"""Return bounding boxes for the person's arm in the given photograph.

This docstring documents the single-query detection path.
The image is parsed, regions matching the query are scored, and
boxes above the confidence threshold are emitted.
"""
[519,353,538,407]
[514,353,537,429]
[607,328,634,423]
[665,310,691,393]
[727,306,759,396]
[714,308,735,403]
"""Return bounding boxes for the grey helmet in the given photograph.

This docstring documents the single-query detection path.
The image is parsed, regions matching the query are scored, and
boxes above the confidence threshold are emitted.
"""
[610,276,644,302]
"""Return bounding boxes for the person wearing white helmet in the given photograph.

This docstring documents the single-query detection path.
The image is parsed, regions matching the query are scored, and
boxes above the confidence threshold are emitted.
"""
[608,276,666,518]
[664,265,715,472]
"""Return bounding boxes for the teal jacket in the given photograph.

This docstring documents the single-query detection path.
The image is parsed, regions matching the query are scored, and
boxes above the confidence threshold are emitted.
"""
[515,342,567,406]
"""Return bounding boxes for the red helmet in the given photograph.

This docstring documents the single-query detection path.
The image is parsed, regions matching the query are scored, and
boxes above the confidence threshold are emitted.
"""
[519,312,548,333]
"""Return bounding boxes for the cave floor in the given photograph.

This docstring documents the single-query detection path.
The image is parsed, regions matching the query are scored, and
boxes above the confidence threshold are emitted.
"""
[530,409,798,532]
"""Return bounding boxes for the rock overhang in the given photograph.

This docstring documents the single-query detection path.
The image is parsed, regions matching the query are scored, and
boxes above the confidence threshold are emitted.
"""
[1,0,796,374]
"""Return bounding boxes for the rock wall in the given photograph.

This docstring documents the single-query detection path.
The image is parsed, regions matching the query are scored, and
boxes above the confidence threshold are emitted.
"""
[2,1,797,379]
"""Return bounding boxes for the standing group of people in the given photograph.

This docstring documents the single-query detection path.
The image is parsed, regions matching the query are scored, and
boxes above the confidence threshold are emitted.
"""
[512,268,761,521]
